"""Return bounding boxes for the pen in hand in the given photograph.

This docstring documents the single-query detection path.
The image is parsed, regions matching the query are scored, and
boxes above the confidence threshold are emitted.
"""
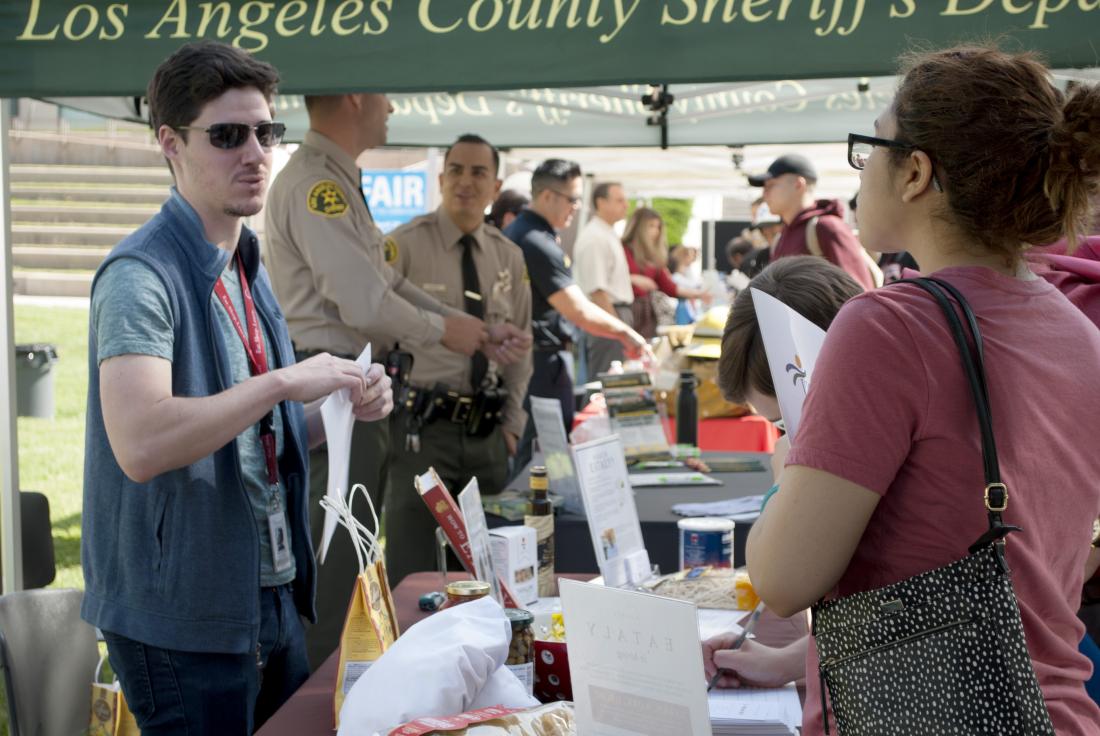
[707,600,767,691]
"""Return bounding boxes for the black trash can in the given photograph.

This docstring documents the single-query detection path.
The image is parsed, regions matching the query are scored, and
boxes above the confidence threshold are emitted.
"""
[15,343,59,419]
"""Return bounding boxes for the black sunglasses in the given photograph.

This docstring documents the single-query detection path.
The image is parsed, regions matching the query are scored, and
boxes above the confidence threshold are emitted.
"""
[177,122,286,150]
[847,133,943,191]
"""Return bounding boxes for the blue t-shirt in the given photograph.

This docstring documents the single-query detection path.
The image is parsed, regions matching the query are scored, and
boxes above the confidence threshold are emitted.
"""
[93,257,295,586]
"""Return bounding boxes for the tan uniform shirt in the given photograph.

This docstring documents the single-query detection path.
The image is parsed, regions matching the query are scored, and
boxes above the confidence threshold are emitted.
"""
[264,130,454,357]
[388,208,533,439]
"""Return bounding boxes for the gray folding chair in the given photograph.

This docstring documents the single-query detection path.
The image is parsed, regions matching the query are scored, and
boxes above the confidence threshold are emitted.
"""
[0,589,98,736]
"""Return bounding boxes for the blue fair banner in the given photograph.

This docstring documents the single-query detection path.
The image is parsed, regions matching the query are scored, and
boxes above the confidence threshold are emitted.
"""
[360,170,429,233]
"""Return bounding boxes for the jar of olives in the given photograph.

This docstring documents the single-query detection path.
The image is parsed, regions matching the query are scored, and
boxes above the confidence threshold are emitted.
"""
[504,608,535,695]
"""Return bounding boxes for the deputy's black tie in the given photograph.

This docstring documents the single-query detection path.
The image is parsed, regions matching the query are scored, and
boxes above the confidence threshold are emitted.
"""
[460,234,488,390]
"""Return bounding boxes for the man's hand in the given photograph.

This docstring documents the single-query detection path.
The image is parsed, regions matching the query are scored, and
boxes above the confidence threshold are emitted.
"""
[503,430,518,457]
[442,313,489,356]
[484,323,532,365]
[353,363,393,422]
[618,327,652,362]
[275,353,368,404]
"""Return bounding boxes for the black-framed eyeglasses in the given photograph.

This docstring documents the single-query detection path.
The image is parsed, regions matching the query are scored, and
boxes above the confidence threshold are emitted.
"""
[177,122,286,150]
[847,133,916,170]
[548,188,582,206]
[848,133,943,192]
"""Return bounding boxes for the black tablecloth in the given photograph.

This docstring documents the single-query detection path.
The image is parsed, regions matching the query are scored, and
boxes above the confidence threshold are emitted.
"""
[489,451,773,574]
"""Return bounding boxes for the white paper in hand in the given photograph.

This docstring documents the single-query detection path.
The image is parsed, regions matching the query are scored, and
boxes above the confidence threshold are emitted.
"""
[749,288,827,439]
[318,343,372,563]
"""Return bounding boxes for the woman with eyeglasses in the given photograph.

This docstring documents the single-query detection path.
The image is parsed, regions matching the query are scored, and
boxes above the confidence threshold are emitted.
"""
[744,46,1100,735]
[621,207,712,338]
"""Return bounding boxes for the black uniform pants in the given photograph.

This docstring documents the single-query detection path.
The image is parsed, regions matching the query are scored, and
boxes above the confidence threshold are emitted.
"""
[385,417,509,587]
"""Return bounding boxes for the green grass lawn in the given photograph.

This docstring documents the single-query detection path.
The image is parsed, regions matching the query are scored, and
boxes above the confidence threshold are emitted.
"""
[14,302,89,591]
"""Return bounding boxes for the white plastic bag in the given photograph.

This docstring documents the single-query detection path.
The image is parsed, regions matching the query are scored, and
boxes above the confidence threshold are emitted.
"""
[337,597,538,735]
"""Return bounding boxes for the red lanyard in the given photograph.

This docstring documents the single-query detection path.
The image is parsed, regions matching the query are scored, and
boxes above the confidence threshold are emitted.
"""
[213,253,278,487]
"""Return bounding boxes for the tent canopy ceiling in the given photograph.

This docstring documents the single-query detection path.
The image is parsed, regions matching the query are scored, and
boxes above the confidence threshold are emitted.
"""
[3,1,1099,97]
[47,67,1098,150]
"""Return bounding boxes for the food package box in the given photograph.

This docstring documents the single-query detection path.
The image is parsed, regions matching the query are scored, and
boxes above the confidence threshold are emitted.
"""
[489,526,538,606]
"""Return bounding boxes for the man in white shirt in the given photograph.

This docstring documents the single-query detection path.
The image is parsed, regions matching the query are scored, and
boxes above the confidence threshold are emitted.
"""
[573,182,634,376]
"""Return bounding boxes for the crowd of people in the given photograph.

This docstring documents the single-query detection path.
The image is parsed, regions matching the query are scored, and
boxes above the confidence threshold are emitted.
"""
[78,37,1099,736]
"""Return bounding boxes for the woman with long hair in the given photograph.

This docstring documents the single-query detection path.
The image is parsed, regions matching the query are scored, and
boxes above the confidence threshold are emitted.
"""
[745,46,1100,735]
[621,207,710,338]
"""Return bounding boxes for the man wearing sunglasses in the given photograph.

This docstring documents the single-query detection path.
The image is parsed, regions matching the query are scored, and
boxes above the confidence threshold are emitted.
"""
[747,153,879,291]
[82,42,393,734]
[503,158,649,472]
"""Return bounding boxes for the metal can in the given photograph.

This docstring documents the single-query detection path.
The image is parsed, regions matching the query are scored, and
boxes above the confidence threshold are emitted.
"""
[677,517,734,569]
[442,580,492,608]
[504,608,535,695]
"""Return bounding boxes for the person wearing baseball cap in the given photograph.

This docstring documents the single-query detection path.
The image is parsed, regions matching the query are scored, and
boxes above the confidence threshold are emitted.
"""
[747,153,878,290]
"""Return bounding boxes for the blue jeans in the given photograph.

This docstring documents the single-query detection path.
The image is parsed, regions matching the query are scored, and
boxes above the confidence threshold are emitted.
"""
[103,585,309,735]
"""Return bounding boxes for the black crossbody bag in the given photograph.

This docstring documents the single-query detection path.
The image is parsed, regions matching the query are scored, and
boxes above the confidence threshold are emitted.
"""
[811,277,1055,735]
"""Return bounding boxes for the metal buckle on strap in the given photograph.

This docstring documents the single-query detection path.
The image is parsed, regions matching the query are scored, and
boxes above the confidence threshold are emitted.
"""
[450,393,473,424]
[984,483,1008,512]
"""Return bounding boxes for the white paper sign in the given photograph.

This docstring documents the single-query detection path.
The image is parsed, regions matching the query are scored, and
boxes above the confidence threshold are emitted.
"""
[318,343,373,563]
[749,288,827,439]
[530,396,584,514]
[457,477,504,604]
[559,579,713,736]
[571,435,649,586]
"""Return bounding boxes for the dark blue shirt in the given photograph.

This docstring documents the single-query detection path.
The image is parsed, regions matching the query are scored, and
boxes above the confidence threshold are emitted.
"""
[504,209,576,345]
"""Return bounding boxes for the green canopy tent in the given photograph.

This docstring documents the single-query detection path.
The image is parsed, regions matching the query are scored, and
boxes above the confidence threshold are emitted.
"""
[3,0,1098,590]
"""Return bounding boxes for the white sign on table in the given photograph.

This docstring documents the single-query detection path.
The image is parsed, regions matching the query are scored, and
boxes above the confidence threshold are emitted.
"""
[571,435,650,587]
[530,396,585,515]
[559,579,713,736]
[457,477,505,605]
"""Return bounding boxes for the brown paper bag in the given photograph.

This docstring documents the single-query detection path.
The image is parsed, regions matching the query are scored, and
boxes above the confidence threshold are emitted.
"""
[88,654,141,736]
[322,484,401,727]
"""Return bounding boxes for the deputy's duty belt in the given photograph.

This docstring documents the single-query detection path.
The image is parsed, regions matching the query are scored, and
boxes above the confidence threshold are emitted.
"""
[399,383,507,451]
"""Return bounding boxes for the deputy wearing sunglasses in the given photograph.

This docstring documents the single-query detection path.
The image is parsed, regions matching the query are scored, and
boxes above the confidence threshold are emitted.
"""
[84,42,394,734]
[263,94,532,669]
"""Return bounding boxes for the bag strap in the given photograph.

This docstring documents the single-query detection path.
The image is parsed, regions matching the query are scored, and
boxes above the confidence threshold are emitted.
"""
[895,277,1021,554]
[805,216,823,257]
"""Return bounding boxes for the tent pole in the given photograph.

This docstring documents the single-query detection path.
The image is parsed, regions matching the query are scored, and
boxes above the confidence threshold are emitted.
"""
[0,99,23,593]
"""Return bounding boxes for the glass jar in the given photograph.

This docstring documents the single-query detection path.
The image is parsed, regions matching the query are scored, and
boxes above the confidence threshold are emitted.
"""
[504,608,535,694]
[442,580,491,608]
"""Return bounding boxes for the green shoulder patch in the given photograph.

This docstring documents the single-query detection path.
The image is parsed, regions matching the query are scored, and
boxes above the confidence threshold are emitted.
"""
[307,180,349,218]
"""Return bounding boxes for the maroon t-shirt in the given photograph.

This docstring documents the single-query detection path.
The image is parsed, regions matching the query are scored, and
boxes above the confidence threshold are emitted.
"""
[789,267,1100,735]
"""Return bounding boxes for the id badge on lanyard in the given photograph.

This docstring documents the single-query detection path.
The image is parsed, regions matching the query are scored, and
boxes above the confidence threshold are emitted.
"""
[214,255,293,573]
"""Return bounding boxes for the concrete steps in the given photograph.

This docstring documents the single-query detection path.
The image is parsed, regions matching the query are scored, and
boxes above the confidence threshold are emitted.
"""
[12,202,160,223]
[12,183,168,205]
[12,270,95,298]
[11,164,172,186]
[12,246,112,270]
[10,149,172,296]
[13,223,136,247]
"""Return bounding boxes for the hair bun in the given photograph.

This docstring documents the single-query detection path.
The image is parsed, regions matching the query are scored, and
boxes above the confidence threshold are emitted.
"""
[1044,83,1100,246]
